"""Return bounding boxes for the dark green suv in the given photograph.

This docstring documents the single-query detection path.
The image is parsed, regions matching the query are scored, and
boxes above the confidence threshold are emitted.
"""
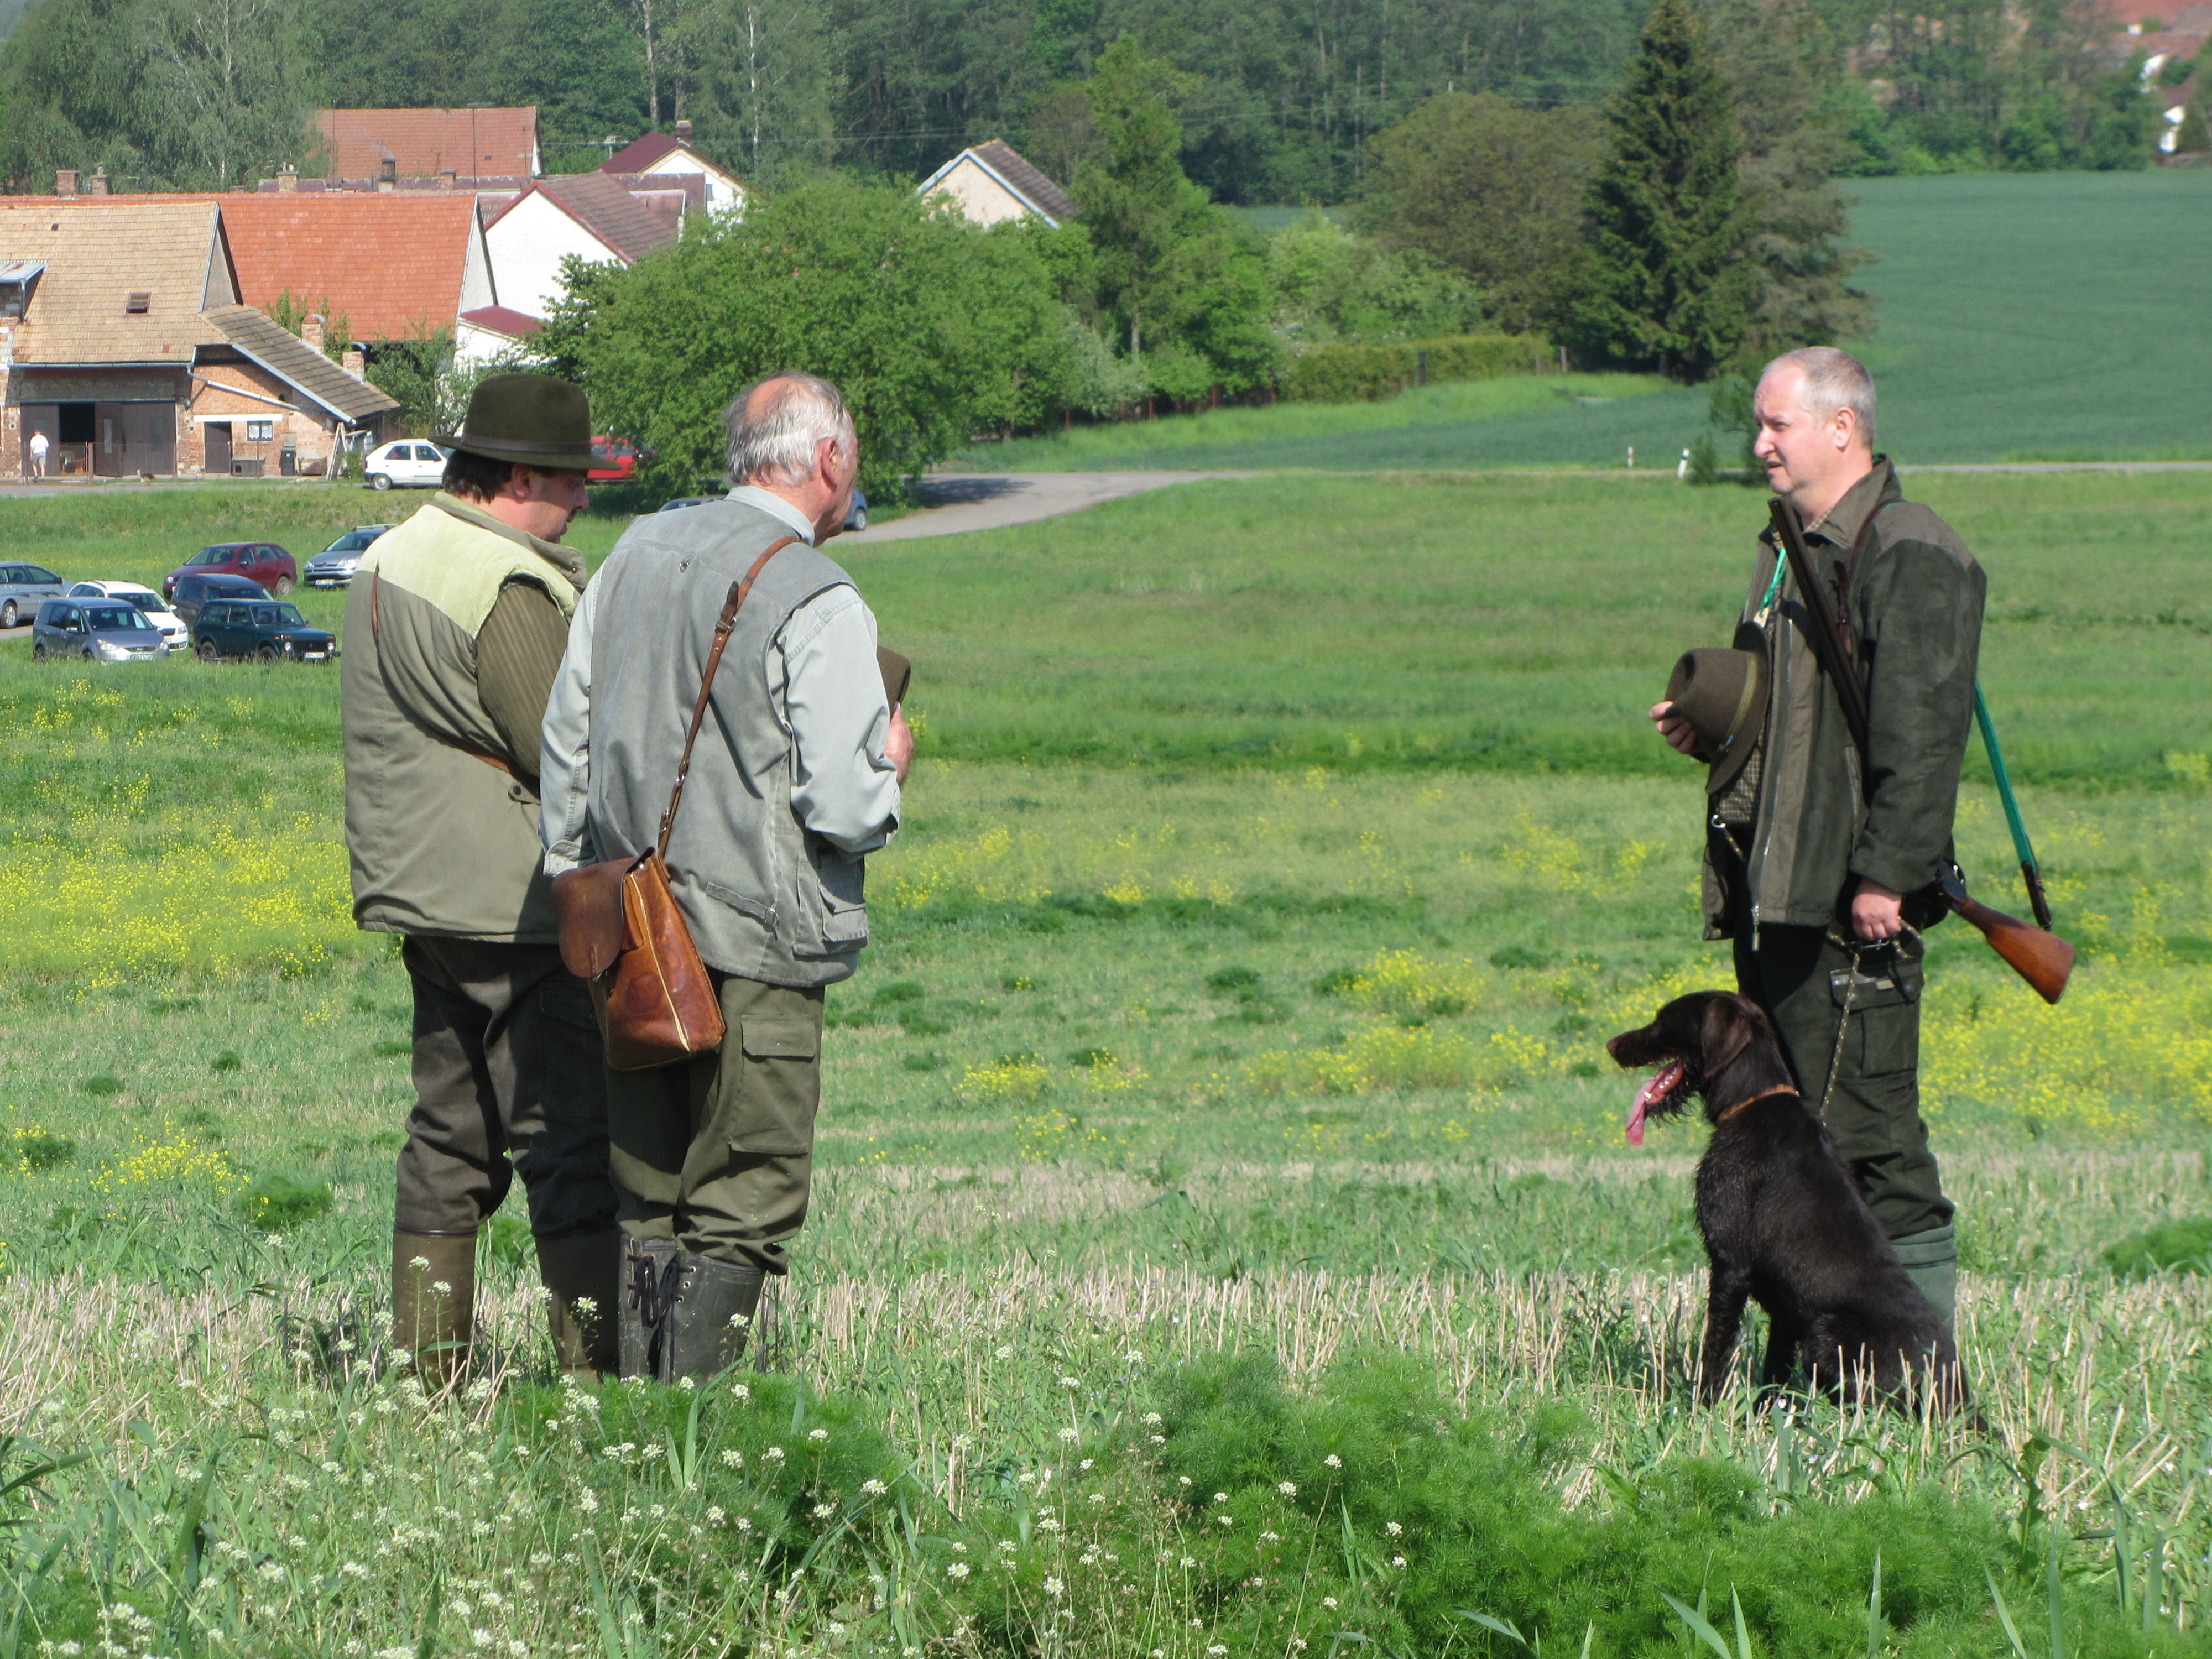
[192,598,338,663]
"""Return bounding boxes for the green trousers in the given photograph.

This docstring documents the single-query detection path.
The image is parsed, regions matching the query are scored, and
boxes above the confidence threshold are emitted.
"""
[1731,923,1954,1243]
[604,974,825,1274]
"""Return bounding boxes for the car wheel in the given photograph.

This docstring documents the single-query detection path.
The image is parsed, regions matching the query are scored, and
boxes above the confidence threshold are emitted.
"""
[849,508,868,531]
[81,647,94,662]
[196,638,220,663]
[0,601,16,628]
[31,642,46,661]
[273,575,295,596]
[370,473,393,492]
[256,644,278,663]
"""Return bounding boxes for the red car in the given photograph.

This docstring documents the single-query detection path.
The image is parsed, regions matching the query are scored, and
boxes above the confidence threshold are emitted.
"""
[163,542,299,599]
[588,436,640,484]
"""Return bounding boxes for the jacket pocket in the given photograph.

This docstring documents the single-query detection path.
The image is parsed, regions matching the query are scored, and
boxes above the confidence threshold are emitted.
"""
[1829,947,1922,1078]
[793,839,869,958]
[719,1014,821,1156]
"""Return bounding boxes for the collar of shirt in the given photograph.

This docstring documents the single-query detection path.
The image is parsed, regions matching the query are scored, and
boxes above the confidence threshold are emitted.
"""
[428,491,587,591]
[725,484,818,546]
[1804,455,1900,549]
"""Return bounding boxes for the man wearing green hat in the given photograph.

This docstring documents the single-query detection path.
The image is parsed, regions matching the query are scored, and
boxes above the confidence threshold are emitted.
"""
[1652,346,1985,1334]
[342,373,619,1383]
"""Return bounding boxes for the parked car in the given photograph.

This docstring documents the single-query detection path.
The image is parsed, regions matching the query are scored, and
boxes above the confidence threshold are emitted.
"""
[192,598,337,663]
[32,597,169,662]
[304,525,393,588]
[0,562,65,628]
[169,572,270,629]
[163,543,297,600]
[588,436,640,484]
[69,581,187,649]
[655,491,869,530]
[363,440,450,492]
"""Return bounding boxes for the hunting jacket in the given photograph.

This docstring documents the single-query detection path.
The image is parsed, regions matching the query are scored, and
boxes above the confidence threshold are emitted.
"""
[1702,459,1987,941]
[342,494,585,943]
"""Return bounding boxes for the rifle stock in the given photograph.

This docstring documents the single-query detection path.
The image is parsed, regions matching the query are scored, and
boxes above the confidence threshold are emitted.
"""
[1939,868,2073,1005]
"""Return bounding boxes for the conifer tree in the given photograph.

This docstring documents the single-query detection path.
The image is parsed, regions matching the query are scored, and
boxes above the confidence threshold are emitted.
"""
[1572,0,1755,381]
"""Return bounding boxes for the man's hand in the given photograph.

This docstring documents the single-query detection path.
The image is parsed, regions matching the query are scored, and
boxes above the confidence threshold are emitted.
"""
[885,705,914,785]
[1850,878,1905,942]
[1651,701,1699,757]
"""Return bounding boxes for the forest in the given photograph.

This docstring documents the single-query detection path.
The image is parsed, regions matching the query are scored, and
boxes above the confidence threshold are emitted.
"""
[0,0,2171,199]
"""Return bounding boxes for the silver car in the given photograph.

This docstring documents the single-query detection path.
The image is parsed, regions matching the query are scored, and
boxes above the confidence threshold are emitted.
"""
[304,525,392,588]
[32,597,169,663]
[0,561,64,628]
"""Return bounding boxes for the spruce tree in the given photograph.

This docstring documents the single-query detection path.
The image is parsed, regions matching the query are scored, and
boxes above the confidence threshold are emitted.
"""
[1573,0,1755,381]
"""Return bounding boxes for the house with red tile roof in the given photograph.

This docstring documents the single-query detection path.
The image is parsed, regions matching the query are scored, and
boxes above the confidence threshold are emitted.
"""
[916,140,1075,228]
[455,304,542,367]
[600,119,746,212]
[482,172,686,321]
[315,108,541,184]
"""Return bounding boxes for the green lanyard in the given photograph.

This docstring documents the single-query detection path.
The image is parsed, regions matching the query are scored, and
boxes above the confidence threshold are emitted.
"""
[1752,553,1787,627]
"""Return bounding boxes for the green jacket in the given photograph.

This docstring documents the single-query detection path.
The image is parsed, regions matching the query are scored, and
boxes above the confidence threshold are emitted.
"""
[342,494,585,942]
[1702,459,1987,940]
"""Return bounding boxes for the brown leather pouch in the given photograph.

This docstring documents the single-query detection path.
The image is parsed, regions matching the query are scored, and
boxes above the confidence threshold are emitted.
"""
[552,536,797,1071]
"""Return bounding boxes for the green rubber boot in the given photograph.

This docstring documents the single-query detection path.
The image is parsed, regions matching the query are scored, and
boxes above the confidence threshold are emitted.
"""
[619,1235,681,1381]
[1892,1224,1958,1332]
[393,1229,476,1388]
[665,1252,766,1382]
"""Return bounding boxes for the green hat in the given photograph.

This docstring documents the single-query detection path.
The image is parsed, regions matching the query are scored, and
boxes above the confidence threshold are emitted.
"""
[1665,637,1767,797]
[437,373,594,470]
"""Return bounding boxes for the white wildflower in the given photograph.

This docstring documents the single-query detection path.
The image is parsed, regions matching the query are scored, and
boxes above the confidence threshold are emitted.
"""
[1277,1481,1297,1497]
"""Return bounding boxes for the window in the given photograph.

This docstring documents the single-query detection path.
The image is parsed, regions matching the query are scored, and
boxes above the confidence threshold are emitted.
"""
[25,566,55,583]
[124,291,150,314]
[246,420,273,443]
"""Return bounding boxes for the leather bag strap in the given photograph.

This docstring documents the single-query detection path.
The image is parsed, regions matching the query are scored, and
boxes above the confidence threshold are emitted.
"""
[658,535,799,858]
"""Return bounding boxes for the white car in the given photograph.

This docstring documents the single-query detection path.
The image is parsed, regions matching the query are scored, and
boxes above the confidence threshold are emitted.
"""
[69,581,187,650]
[362,440,452,492]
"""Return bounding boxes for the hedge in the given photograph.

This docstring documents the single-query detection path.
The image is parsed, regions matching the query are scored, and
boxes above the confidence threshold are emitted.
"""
[1279,333,1551,403]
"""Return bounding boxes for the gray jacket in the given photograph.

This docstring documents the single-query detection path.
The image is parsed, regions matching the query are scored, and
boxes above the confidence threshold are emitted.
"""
[539,497,900,987]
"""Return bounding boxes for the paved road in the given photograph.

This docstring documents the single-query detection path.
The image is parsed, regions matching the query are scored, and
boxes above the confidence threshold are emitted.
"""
[853,471,1239,542]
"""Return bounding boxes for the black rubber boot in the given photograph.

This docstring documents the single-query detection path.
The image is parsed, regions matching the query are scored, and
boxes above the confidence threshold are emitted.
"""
[536,1229,620,1381]
[619,1235,682,1381]
[664,1252,766,1382]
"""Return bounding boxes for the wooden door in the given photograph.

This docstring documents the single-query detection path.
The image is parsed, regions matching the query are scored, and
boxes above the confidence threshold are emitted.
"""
[204,421,233,475]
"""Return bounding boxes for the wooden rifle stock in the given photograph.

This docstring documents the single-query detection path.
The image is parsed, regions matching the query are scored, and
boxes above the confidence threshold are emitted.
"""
[1938,868,2073,1005]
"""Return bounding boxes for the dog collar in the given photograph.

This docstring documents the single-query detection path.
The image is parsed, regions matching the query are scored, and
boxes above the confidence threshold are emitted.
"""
[1714,1083,1797,1123]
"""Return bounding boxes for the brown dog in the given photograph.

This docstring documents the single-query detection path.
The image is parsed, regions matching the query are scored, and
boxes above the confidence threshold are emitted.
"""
[1608,991,1965,1410]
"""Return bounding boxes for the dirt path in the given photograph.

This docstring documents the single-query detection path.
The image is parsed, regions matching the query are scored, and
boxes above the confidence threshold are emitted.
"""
[851,471,1241,542]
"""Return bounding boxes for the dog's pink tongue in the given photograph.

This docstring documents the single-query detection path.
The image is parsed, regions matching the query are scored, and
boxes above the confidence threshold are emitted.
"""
[1627,1063,1681,1147]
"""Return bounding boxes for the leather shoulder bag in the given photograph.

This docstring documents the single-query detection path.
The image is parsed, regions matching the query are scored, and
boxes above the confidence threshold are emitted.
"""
[551,536,799,1070]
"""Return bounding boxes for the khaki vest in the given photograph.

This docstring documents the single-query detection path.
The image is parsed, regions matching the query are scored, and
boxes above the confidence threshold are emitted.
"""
[342,495,582,942]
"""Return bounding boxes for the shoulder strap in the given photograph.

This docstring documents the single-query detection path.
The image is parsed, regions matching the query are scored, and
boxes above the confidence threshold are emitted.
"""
[1831,497,1896,659]
[658,536,800,858]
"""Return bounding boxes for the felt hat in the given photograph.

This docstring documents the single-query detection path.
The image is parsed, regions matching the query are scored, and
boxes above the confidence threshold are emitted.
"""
[1665,635,1767,797]
[437,373,595,470]
[877,647,911,709]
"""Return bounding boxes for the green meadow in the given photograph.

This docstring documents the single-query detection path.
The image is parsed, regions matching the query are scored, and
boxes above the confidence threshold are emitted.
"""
[0,471,2209,1656]
[958,171,2212,472]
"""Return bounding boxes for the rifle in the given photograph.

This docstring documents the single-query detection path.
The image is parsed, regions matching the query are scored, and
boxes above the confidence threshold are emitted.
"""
[1767,498,2074,1005]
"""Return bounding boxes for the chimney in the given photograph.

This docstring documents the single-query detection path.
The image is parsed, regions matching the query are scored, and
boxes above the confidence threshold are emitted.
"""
[438,169,457,190]
[87,166,109,197]
[276,163,298,192]
[55,169,77,198]
[342,343,366,378]
[302,313,325,353]
[379,156,397,186]
[674,118,693,143]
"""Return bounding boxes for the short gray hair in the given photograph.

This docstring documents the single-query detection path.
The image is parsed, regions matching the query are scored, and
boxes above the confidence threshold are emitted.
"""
[1764,347,1876,448]
[724,372,854,486]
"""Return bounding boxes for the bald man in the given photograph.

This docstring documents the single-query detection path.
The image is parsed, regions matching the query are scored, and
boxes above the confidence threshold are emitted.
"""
[1652,347,1985,1334]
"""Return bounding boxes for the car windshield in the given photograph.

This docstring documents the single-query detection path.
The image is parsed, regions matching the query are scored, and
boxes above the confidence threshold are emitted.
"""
[253,604,306,627]
[87,607,152,632]
[123,592,161,612]
[326,534,371,554]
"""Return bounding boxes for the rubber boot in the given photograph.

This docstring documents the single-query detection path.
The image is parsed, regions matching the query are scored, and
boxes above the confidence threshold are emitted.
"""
[536,1229,619,1381]
[393,1229,476,1387]
[619,1235,682,1381]
[1892,1224,1958,1331]
[664,1251,766,1382]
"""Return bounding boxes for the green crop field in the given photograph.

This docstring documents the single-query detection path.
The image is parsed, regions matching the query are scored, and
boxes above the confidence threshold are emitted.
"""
[959,170,2212,473]
[1,473,2210,1657]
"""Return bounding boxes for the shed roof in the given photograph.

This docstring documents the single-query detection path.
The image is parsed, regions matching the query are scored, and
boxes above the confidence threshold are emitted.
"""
[967,141,1075,222]
[316,108,540,179]
[0,200,230,365]
[493,172,681,262]
[459,304,542,337]
[202,304,399,421]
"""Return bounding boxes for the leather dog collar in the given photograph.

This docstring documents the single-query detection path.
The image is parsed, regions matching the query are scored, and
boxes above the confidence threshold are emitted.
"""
[1715,1083,1797,1124]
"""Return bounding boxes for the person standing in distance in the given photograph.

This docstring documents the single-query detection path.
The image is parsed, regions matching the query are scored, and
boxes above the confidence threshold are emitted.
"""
[539,371,911,1381]
[1651,347,1985,1331]
[29,427,48,478]
[343,374,619,1383]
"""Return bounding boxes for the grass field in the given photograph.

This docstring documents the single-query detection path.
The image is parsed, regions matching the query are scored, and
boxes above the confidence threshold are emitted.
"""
[956,171,2212,472]
[1,473,2210,1656]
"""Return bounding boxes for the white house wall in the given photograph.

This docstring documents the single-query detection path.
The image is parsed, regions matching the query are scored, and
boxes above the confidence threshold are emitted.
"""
[460,216,497,312]
[637,154,743,211]
[927,159,1032,226]
[484,191,622,321]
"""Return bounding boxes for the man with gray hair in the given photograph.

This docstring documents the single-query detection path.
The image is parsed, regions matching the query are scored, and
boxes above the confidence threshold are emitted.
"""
[539,371,911,1380]
[1651,346,1985,1333]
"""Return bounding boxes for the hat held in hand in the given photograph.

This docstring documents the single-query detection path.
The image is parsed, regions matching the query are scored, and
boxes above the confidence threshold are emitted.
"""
[436,373,596,471]
[1665,643,1766,797]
